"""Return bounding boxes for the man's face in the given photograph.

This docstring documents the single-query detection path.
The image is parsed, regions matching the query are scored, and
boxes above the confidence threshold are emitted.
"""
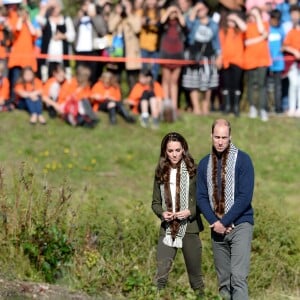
[211,124,231,153]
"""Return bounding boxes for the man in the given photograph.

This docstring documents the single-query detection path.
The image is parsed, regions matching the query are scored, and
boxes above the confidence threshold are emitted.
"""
[196,119,254,300]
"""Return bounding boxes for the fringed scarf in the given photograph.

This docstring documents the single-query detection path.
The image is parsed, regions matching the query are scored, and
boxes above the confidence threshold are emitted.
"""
[207,143,238,218]
[160,160,189,248]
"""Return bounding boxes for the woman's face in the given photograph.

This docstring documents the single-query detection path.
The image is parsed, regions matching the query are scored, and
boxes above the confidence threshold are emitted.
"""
[166,141,184,167]
[197,3,208,19]
[146,0,157,9]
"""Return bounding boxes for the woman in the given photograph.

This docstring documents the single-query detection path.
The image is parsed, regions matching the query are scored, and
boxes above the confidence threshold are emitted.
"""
[108,0,142,89]
[159,3,186,118]
[36,0,75,80]
[182,1,222,115]
[73,0,107,85]
[151,132,204,296]
[8,5,37,100]
[136,0,161,80]
[244,6,271,121]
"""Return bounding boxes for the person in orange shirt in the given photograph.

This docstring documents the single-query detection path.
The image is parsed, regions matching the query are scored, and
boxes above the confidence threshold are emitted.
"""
[42,64,66,118]
[282,5,300,117]
[57,65,99,127]
[14,66,46,124]
[244,7,272,121]
[219,12,247,116]
[0,61,13,112]
[125,69,163,129]
[0,5,12,78]
[8,6,37,101]
[91,71,135,125]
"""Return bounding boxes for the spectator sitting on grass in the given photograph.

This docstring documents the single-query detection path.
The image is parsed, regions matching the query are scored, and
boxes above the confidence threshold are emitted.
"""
[124,69,164,129]
[91,71,135,125]
[42,63,66,118]
[56,65,99,127]
[14,66,46,125]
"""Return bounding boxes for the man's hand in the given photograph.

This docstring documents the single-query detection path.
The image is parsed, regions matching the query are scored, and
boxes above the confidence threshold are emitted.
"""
[210,220,226,234]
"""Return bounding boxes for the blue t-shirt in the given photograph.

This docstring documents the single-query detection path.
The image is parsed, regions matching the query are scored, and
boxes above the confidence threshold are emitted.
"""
[268,25,285,72]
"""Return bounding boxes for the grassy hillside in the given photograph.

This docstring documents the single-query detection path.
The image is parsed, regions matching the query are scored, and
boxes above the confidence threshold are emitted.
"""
[0,110,299,299]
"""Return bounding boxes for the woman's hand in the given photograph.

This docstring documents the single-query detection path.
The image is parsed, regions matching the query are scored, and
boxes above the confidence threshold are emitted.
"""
[175,209,191,220]
[162,211,174,222]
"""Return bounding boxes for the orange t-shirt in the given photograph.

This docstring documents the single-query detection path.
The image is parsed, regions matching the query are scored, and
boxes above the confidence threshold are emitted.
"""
[57,78,91,104]
[128,81,164,114]
[42,77,61,98]
[14,77,43,95]
[243,21,271,70]
[283,28,300,51]
[91,81,121,111]
[8,23,37,71]
[219,28,245,69]
[0,77,10,100]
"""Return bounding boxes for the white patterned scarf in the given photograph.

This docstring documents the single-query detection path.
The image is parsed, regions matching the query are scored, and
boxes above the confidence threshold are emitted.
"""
[160,160,189,248]
[207,143,238,217]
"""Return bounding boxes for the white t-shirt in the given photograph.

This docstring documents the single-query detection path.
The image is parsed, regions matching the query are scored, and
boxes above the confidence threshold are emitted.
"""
[75,16,93,52]
[170,168,177,213]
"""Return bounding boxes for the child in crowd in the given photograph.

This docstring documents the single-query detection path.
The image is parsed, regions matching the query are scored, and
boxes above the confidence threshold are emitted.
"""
[267,9,285,114]
[14,66,46,124]
[125,69,163,129]
[42,63,66,118]
[91,71,135,125]
[282,4,300,117]
[0,61,13,112]
[57,65,99,127]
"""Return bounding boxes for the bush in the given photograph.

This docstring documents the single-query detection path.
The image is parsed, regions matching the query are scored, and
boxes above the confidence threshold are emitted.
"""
[0,164,77,283]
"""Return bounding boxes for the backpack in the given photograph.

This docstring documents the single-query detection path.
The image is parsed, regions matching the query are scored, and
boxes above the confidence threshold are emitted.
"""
[109,34,124,57]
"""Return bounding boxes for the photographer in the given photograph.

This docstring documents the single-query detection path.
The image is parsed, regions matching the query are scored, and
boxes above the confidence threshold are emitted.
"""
[8,5,37,101]
[108,0,142,89]
[159,3,187,119]
[73,0,107,85]
[0,5,12,78]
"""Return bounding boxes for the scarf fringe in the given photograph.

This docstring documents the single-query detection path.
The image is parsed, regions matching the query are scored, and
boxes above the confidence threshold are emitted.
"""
[163,234,183,248]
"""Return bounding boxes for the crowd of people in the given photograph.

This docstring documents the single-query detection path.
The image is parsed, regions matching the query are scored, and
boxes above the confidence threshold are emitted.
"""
[0,0,300,127]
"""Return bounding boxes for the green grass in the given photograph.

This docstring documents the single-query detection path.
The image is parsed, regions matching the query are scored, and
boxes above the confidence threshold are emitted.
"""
[0,110,299,299]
